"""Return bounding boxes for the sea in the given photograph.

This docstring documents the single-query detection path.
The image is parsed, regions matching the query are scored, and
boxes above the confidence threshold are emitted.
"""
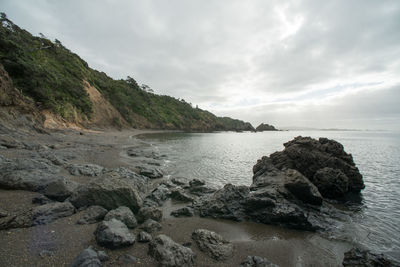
[138,130,400,262]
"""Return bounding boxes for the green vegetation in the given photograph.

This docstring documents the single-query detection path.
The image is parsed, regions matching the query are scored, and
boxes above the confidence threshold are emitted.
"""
[0,15,254,131]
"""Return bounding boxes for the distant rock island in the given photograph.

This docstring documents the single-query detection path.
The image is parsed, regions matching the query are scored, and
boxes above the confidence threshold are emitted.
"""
[255,123,278,131]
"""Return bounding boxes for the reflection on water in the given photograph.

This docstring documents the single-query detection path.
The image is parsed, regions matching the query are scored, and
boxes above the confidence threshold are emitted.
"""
[139,130,400,262]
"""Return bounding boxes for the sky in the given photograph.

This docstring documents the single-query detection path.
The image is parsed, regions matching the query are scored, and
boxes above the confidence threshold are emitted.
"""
[2,0,400,130]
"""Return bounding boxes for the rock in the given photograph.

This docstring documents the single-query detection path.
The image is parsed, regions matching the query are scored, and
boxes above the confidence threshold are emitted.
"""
[188,179,216,196]
[149,234,196,267]
[171,177,188,186]
[191,229,233,261]
[140,219,162,233]
[143,184,170,207]
[97,251,109,262]
[39,250,55,258]
[104,206,137,228]
[196,184,250,221]
[0,208,8,218]
[0,135,24,149]
[94,218,135,249]
[43,179,77,201]
[137,206,163,223]
[32,195,53,205]
[268,136,364,195]
[70,247,102,267]
[255,123,278,132]
[283,169,323,205]
[77,206,108,225]
[342,248,397,267]
[313,167,349,198]
[69,169,147,213]
[171,207,194,217]
[240,256,279,267]
[67,163,104,177]
[170,188,194,202]
[137,231,152,243]
[32,202,75,226]
[118,254,138,264]
[0,209,33,230]
[139,167,163,179]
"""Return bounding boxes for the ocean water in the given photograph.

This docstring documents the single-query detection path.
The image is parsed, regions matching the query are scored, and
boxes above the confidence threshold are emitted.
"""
[138,130,400,262]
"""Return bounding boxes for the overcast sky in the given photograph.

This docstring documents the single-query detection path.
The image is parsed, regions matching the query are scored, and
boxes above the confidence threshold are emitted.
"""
[2,0,400,130]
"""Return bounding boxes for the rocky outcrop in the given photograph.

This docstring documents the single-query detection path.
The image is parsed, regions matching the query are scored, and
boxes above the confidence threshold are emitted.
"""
[255,123,277,132]
[267,136,364,196]
[104,206,137,229]
[194,136,365,231]
[94,219,135,248]
[342,248,398,267]
[149,234,196,267]
[240,256,279,267]
[77,206,108,225]
[192,229,233,261]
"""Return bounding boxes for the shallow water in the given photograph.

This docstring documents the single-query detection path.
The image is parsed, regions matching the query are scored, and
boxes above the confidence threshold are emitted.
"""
[138,130,400,262]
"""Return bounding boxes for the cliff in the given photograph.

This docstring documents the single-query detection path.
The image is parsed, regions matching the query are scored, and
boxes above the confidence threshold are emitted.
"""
[0,16,253,131]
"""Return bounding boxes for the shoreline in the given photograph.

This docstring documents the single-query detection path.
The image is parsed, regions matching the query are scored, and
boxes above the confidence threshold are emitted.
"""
[0,128,389,266]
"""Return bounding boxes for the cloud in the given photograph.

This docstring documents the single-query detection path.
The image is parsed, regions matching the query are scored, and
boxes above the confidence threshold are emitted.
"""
[2,0,400,129]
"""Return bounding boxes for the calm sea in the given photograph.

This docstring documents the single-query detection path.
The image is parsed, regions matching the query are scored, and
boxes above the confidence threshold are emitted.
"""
[138,130,400,262]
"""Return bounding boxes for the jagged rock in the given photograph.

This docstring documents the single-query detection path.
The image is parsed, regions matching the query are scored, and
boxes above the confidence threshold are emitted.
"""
[268,136,364,194]
[342,248,397,267]
[0,209,33,229]
[192,229,233,261]
[67,163,104,176]
[139,167,163,179]
[140,219,162,233]
[313,167,349,198]
[32,195,53,205]
[283,169,322,205]
[104,206,137,228]
[0,135,24,149]
[149,234,196,267]
[70,247,102,267]
[197,184,249,221]
[188,179,216,196]
[137,231,152,243]
[69,168,148,213]
[32,202,75,226]
[0,208,8,218]
[170,188,194,202]
[171,207,194,217]
[77,206,108,225]
[171,177,188,186]
[137,206,162,223]
[94,219,135,249]
[143,184,170,207]
[118,254,138,264]
[240,256,279,267]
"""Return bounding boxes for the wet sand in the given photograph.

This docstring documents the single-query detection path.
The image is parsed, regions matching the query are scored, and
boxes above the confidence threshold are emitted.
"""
[0,129,351,266]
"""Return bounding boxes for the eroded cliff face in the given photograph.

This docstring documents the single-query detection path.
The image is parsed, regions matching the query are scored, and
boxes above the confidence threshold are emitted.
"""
[0,64,46,133]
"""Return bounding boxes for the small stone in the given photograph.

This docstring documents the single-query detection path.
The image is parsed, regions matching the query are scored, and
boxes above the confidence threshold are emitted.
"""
[39,250,54,258]
[240,256,279,267]
[140,219,162,233]
[104,206,137,228]
[137,231,152,243]
[137,206,162,223]
[70,247,101,267]
[192,229,233,261]
[94,218,135,249]
[171,207,194,217]
[118,254,138,264]
[97,251,109,262]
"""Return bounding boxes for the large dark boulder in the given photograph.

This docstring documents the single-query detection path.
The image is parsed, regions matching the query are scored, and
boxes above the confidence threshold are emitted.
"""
[191,229,233,261]
[69,168,148,213]
[149,234,196,267]
[266,136,364,195]
[94,219,135,249]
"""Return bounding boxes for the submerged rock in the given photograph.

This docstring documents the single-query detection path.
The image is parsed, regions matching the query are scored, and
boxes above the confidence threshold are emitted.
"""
[94,218,135,249]
[104,206,137,228]
[240,256,279,267]
[149,234,196,267]
[139,167,163,179]
[192,229,233,261]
